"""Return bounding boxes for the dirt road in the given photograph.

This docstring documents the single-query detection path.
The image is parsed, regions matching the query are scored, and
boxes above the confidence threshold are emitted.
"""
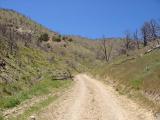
[37,74,154,120]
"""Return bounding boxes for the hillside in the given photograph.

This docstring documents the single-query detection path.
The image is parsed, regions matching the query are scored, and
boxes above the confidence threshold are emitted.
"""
[0,9,101,119]
[0,8,160,120]
[91,45,160,112]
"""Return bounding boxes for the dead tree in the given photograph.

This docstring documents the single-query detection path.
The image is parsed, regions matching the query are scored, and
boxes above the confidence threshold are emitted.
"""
[133,30,140,49]
[100,37,113,62]
[101,39,107,61]
[24,33,32,47]
[0,24,7,35]
[124,31,132,50]
[8,28,14,54]
[150,19,160,44]
[7,28,18,55]
[141,20,160,46]
[141,22,150,47]
[122,31,133,56]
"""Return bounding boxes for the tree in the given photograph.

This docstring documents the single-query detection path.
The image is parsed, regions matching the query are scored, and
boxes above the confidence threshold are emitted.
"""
[124,31,132,50]
[141,22,150,47]
[133,30,140,49]
[38,33,49,42]
[24,33,32,47]
[100,36,113,62]
[149,19,160,44]
[8,28,16,55]
[141,19,160,46]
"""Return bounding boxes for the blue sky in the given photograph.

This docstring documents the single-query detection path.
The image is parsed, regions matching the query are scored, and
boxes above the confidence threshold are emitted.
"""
[0,0,160,38]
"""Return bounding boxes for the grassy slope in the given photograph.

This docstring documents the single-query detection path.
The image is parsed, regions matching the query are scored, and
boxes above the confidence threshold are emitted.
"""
[0,9,54,35]
[8,79,72,120]
[2,8,160,119]
[0,46,70,108]
[92,49,160,111]
[0,46,74,119]
[0,9,100,119]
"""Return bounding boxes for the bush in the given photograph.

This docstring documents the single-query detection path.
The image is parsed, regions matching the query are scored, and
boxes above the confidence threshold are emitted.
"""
[46,43,51,48]
[38,33,49,42]
[52,36,61,42]
[3,97,20,108]
[62,36,68,40]
[68,38,73,42]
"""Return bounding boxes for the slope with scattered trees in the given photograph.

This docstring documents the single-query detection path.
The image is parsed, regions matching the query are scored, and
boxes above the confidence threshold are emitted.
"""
[91,19,160,113]
[0,8,160,120]
[0,9,100,119]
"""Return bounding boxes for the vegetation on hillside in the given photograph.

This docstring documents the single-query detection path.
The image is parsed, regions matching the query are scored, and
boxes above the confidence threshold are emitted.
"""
[0,8,160,119]
[91,19,160,112]
[0,9,100,119]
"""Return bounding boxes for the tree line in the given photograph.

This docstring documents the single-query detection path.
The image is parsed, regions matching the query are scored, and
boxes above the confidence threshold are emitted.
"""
[100,19,160,62]
[125,19,160,48]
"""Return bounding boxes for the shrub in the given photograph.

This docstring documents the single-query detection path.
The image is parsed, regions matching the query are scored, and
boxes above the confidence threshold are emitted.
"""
[62,36,66,40]
[131,79,142,90]
[3,97,20,108]
[62,36,68,40]
[38,33,49,42]
[68,38,73,42]
[46,43,51,48]
[52,36,61,42]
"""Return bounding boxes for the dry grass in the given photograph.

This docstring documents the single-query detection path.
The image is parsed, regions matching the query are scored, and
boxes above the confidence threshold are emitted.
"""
[91,49,160,112]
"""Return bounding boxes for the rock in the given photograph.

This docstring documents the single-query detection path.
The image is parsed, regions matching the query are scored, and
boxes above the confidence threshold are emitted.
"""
[155,112,160,120]
[30,115,36,120]
[140,54,143,57]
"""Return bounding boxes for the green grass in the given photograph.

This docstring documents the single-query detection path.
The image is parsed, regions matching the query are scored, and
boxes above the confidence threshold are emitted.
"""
[131,79,142,90]
[10,96,57,120]
[0,46,72,109]
[8,79,72,120]
[0,46,73,120]
[0,8,101,120]
[0,113,4,120]
[0,34,98,119]
[0,78,72,120]
[0,77,72,109]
